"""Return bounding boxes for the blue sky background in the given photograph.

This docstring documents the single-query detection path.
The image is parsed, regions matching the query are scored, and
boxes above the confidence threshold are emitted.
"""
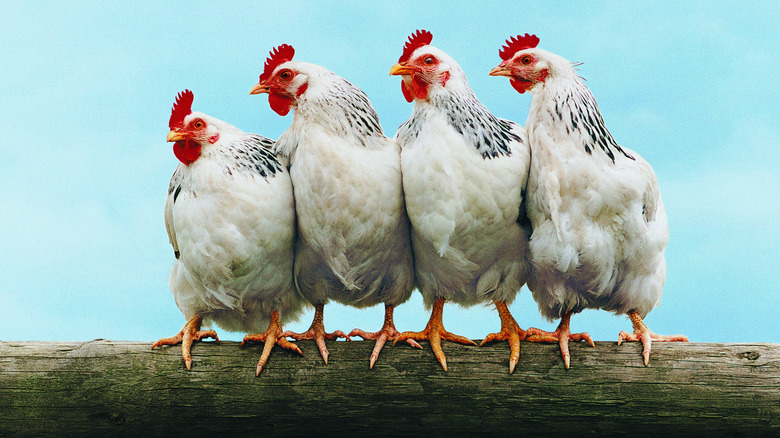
[2,2,777,344]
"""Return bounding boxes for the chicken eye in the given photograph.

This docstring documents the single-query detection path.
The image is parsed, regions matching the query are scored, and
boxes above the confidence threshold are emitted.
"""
[193,120,205,130]
[520,55,533,65]
[279,70,292,80]
[424,56,434,65]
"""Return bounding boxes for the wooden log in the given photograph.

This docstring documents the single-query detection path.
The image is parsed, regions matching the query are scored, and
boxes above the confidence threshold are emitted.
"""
[1,340,778,436]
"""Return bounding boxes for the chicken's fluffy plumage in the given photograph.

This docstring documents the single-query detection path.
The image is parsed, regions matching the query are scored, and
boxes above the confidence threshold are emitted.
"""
[394,45,531,309]
[390,33,532,372]
[490,39,688,366]
[165,112,304,333]
[267,61,415,313]
[504,48,668,321]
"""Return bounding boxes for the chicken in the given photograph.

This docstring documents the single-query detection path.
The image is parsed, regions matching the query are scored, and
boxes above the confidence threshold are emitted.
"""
[152,90,306,375]
[490,34,688,367]
[250,45,419,368]
[390,30,532,372]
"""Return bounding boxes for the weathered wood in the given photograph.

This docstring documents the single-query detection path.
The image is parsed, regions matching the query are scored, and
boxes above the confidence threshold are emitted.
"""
[1,340,778,436]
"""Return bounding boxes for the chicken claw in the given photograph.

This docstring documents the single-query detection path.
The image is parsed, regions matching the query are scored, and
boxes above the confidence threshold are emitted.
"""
[618,310,689,366]
[151,315,219,370]
[241,310,302,376]
[349,304,422,369]
[281,304,349,364]
[524,312,594,369]
[394,297,476,371]
[480,301,527,373]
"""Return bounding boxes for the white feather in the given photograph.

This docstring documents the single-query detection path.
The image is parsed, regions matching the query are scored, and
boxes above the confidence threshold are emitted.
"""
[395,45,532,309]
[272,62,415,309]
[518,48,669,321]
[165,113,304,332]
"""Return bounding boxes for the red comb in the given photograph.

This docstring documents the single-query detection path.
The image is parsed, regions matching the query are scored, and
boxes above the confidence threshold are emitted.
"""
[399,29,433,63]
[259,44,295,83]
[169,89,194,130]
[499,34,540,61]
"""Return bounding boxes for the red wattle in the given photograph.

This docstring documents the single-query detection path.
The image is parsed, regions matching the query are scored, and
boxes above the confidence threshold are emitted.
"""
[510,77,532,94]
[401,81,413,102]
[411,76,428,99]
[441,71,450,88]
[296,83,308,98]
[173,140,201,165]
[269,93,292,116]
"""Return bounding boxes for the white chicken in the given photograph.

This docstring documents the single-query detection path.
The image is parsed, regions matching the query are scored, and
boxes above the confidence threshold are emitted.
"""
[250,45,419,368]
[152,90,306,375]
[390,30,532,372]
[490,34,688,367]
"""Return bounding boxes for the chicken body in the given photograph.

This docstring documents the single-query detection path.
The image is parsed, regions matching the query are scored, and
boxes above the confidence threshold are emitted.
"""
[154,91,305,373]
[397,98,529,307]
[491,36,687,366]
[392,31,531,372]
[252,49,416,366]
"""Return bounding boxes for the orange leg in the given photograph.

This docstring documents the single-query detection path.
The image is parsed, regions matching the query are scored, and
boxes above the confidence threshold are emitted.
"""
[525,312,594,369]
[349,304,422,369]
[281,304,348,364]
[151,315,219,370]
[241,310,303,376]
[480,301,527,374]
[394,297,477,371]
[618,310,689,366]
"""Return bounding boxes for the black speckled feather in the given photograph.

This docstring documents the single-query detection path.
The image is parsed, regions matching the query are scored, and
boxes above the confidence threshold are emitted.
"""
[225,134,283,177]
[168,134,282,205]
[556,85,634,164]
[303,75,384,142]
[397,91,522,160]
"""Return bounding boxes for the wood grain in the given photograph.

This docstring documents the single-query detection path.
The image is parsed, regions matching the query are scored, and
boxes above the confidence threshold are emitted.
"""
[1,340,778,436]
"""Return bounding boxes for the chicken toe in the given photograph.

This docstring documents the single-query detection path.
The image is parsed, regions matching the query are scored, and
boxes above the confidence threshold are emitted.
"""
[524,312,594,369]
[349,304,422,369]
[480,301,527,373]
[151,315,219,370]
[618,310,689,366]
[394,297,476,371]
[281,304,348,364]
[242,310,302,375]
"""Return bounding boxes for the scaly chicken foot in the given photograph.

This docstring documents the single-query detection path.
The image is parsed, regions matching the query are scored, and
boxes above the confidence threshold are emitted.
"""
[151,315,219,370]
[479,301,527,374]
[394,297,477,371]
[348,304,422,369]
[281,304,348,364]
[617,310,689,366]
[241,310,302,376]
[524,312,594,369]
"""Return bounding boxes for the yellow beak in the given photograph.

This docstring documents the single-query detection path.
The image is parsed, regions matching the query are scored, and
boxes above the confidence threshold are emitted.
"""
[250,82,270,95]
[167,130,185,142]
[389,63,415,76]
[489,65,513,77]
